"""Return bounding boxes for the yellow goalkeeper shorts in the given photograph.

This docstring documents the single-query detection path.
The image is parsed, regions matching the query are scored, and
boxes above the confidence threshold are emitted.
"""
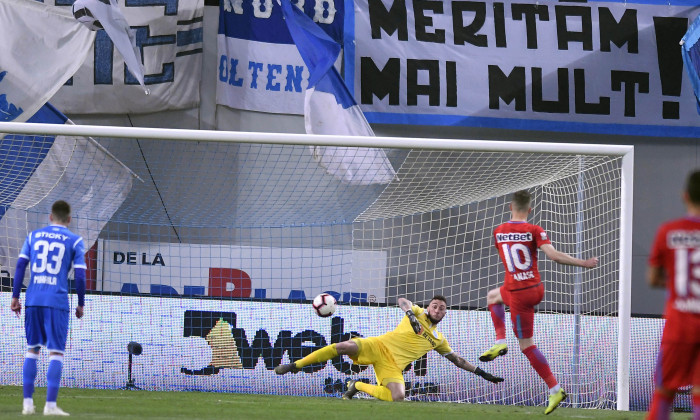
[350,337,404,386]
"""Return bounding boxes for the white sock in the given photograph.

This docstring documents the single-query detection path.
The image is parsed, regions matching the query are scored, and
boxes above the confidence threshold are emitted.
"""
[45,401,57,409]
[549,384,561,395]
[23,398,33,407]
[495,339,506,345]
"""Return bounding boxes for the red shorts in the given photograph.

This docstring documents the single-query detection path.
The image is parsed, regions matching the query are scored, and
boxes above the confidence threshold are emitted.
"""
[654,317,700,390]
[500,283,544,339]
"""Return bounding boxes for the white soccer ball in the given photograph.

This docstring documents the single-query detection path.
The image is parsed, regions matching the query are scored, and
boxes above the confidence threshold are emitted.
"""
[312,293,337,317]
[72,0,103,31]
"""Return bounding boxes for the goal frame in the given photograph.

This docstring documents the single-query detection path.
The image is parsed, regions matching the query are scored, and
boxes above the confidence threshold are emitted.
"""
[0,121,634,410]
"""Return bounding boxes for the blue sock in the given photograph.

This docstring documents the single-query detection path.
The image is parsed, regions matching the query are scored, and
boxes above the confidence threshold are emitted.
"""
[46,355,63,403]
[22,353,38,399]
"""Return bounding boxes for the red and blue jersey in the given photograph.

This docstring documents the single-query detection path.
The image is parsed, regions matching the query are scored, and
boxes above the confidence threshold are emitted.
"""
[494,221,551,291]
[19,224,86,310]
[649,217,700,343]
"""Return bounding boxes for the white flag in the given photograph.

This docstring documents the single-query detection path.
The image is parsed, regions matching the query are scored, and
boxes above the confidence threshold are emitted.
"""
[0,104,134,275]
[0,0,94,123]
[280,0,396,186]
[72,0,148,93]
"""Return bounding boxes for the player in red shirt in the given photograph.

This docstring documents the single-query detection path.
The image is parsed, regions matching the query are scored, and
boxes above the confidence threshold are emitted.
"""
[479,190,598,415]
[646,170,700,420]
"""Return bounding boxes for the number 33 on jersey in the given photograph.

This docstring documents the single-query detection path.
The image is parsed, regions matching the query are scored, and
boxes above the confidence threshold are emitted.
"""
[20,225,86,310]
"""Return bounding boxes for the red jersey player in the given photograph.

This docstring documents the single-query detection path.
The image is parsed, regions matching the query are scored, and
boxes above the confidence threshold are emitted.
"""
[479,190,598,415]
[646,170,700,420]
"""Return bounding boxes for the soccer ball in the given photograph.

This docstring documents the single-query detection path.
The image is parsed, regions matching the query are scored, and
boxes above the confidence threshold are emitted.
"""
[72,0,104,31]
[312,293,337,317]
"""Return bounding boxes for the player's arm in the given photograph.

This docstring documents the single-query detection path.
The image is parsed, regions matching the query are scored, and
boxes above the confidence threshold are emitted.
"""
[540,244,598,268]
[10,256,29,317]
[397,297,422,333]
[444,353,504,383]
[74,267,86,319]
[647,265,665,288]
[73,238,87,319]
[647,227,666,289]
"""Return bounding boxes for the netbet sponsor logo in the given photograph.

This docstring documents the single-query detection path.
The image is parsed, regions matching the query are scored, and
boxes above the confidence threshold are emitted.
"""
[495,232,532,243]
[668,230,700,248]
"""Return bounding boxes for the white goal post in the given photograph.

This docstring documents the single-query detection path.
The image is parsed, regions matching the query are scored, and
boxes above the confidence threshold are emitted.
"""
[0,121,633,410]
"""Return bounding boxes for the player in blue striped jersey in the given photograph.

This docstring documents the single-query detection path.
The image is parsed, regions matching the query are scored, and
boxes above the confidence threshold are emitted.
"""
[10,200,86,416]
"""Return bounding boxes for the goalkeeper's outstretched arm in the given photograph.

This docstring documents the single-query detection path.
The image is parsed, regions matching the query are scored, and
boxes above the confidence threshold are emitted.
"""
[397,297,413,312]
[445,353,504,383]
[398,297,422,333]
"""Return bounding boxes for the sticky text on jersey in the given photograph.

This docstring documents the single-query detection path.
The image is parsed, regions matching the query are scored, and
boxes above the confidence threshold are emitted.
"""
[34,232,68,242]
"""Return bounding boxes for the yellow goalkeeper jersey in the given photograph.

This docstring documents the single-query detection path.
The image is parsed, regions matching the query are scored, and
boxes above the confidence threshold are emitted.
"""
[376,305,453,369]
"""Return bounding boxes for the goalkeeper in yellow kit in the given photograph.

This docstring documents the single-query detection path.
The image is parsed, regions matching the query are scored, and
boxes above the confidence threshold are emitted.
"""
[275,295,504,401]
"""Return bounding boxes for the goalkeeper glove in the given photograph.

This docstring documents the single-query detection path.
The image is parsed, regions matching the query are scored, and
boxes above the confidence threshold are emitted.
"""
[473,367,504,383]
[405,310,422,334]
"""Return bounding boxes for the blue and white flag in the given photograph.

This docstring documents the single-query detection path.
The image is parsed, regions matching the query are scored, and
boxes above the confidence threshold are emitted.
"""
[0,0,94,123]
[0,104,134,274]
[280,0,395,186]
[681,13,700,114]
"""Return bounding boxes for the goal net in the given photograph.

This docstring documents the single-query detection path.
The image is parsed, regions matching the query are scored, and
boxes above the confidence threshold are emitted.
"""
[0,123,633,410]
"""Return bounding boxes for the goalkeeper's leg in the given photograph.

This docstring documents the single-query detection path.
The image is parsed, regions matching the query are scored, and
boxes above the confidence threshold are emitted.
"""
[275,341,359,374]
[350,373,404,402]
[343,350,404,401]
[353,382,399,401]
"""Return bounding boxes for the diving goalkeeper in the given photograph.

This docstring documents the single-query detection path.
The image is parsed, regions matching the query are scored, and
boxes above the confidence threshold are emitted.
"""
[275,295,504,401]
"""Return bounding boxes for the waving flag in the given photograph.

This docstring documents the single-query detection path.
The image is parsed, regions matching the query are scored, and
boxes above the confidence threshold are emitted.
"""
[681,13,700,113]
[72,0,149,93]
[0,104,134,277]
[280,0,395,186]
[0,0,94,123]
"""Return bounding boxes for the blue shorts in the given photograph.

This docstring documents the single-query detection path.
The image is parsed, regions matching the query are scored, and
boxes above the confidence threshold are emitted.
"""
[25,307,69,353]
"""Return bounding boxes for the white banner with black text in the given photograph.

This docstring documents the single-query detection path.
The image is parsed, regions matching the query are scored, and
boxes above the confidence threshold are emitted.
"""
[349,0,700,137]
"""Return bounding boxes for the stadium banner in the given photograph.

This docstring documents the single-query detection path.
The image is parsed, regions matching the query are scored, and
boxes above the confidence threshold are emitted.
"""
[350,0,700,137]
[95,239,387,303]
[216,0,345,114]
[0,292,690,411]
[49,0,204,114]
[0,0,94,123]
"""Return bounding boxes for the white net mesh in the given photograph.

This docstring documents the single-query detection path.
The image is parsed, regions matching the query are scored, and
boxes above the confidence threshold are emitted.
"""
[0,129,626,409]
[354,153,622,407]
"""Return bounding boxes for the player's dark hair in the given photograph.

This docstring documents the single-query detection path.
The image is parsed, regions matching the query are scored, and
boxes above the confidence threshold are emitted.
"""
[686,170,700,205]
[51,200,71,223]
[512,190,531,212]
[430,295,447,305]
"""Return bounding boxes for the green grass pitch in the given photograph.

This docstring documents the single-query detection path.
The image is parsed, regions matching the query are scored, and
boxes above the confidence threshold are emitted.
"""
[0,386,692,419]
